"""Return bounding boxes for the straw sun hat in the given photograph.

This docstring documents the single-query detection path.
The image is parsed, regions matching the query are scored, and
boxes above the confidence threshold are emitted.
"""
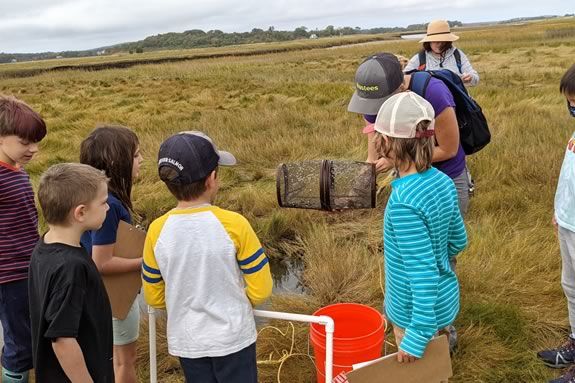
[419,20,459,43]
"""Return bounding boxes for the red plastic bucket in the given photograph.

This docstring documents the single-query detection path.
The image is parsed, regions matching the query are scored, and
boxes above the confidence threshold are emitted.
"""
[310,303,385,383]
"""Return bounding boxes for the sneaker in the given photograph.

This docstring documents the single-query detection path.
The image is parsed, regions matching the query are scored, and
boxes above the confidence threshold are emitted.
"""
[446,325,458,354]
[539,336,575,369]
[439,325,458,354]
[1,368,29,383]
[549,365,575,383]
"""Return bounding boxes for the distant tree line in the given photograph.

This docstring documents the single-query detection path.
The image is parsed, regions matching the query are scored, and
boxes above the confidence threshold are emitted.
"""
[0,22,453,63]
[115,23,430,53]
[0,16,565,63]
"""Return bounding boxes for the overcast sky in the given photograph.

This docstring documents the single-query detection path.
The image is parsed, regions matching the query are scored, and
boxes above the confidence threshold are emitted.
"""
[0,0,572,53]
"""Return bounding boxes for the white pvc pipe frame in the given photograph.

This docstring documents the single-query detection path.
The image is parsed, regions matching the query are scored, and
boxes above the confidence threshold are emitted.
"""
[147,306,335,383]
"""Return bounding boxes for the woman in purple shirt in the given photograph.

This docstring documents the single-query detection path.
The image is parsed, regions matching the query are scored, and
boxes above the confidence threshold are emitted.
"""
[348,52,471,216]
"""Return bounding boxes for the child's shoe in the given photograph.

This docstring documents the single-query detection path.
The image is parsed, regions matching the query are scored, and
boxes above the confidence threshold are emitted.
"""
[539,336,575,368]
[438,325,458,354]
[1,368,29,383]
[446,324,458,354]
[549,365,575,383]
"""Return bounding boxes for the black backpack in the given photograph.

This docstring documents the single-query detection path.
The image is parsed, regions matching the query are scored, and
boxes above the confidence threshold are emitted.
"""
[409,69,490,155]
[417,49,463,73]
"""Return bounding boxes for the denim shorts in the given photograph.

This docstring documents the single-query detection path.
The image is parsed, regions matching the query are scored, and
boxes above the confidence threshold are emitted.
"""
[112,299,140,346]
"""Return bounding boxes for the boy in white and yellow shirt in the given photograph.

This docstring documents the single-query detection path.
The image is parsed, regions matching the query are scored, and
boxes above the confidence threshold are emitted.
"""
[142,131,272,382]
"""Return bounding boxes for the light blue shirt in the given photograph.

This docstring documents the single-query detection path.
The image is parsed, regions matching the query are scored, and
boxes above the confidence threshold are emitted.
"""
[555,132,575,232]
[384,167,467,358]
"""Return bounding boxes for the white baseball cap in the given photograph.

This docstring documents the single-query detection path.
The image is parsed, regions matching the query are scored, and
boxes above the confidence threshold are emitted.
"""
[374,92,435,138]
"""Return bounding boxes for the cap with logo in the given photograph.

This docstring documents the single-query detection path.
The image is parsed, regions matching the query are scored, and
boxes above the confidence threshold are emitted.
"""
[347,53,404,115]
[158,131,236,185]
[374,92,435,139]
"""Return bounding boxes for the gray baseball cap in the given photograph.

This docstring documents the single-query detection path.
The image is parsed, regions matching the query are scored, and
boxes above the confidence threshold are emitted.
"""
[347,53,404,115]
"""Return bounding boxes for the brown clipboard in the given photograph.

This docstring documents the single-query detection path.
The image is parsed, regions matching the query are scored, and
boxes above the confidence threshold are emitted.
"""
[101,220,146,320]
[346,335,453,383]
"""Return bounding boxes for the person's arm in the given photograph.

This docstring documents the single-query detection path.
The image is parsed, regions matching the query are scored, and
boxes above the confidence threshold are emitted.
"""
[52,338,93,383]
[142,222,166,309]
[458,50,479,86]
[233,216,272,306]
[403,54,420,74]
[89,204,141,275]
[432,107,460,162]
[43,264,93,379]
[389,203,439,359]
[92,244,141,275]
[553,214,558,232]
[448,199,468,258]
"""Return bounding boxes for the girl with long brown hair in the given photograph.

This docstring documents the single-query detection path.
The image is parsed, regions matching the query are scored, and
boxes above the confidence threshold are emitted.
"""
[80,125,143,383]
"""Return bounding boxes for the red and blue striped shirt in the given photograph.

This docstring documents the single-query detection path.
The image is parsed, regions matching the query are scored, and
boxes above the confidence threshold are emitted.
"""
[0,161,39,284]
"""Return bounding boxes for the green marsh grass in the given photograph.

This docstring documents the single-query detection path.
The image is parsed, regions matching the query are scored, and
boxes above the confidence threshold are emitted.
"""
[6,17,575,382]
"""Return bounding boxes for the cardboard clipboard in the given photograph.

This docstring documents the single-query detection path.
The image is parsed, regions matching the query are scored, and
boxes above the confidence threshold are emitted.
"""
[101,220,146,320]
[346,335,452,383]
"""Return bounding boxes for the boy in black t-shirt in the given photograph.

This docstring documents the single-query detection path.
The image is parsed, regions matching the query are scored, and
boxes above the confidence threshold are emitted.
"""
[28,163,114,383]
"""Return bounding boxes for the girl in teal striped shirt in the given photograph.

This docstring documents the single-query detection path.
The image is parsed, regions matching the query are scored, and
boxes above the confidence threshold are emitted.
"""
[373,92,467,362]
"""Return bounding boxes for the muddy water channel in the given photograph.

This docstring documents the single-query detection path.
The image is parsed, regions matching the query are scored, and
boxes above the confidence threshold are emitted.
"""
[269,256,305,294]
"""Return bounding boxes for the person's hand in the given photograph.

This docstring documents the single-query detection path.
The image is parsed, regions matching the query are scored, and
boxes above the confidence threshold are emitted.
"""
[553,215,558,232]
[374,157,392,173]
[460,73,472,83]
[397,349,417,363]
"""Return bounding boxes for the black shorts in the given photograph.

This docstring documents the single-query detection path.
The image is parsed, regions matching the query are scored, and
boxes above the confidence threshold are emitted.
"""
[179,342,257,383]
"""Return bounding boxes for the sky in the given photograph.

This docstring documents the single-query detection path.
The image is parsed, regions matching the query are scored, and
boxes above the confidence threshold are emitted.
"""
[0,0,572,53]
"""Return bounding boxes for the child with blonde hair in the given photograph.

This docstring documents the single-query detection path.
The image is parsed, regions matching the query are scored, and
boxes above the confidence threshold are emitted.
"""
[374,92,467,361]
[29,163,113,382]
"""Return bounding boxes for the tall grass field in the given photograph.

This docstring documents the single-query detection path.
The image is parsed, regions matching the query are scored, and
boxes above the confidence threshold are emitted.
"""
[2,17,575,382]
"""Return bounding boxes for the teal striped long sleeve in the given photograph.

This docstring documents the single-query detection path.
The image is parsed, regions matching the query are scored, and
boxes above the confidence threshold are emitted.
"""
[383,167,467,358]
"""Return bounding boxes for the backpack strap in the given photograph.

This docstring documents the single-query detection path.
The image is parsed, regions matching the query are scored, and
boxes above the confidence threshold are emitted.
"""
[453,49,463,74]
[409,71,433,99]
[417,50,426,71]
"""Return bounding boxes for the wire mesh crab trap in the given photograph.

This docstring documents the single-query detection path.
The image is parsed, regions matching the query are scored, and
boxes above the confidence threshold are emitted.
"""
[276,160,376,211]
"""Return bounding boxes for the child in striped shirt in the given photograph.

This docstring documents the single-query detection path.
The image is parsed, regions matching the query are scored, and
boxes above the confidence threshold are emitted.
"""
[373,92,467,362]
[0,95,46,383]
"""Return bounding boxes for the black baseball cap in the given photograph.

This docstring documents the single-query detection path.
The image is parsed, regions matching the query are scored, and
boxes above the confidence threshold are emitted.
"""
[158,131,236,185]
[347,53,404,115]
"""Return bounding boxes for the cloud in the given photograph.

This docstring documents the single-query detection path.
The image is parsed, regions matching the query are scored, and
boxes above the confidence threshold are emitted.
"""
[0,0,571,53]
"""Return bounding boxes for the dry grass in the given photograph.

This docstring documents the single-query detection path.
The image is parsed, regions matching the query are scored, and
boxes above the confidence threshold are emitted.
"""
[6,16,575,382]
